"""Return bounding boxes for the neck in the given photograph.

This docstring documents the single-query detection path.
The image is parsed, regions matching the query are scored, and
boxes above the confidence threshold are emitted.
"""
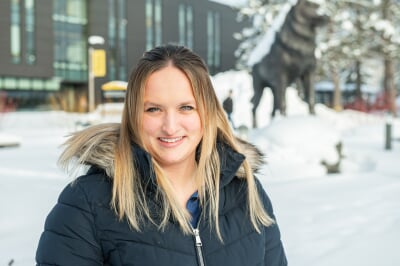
[162,163,198,207]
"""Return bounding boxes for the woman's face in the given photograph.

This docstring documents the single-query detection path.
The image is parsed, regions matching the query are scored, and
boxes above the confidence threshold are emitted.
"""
[142,65,203,170]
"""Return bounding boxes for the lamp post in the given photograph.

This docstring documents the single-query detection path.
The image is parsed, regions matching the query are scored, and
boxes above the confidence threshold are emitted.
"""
[88,35,105,113]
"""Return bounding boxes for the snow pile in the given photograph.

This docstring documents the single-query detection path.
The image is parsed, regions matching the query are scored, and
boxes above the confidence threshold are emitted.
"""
[0,133,21,147]
[253,115,341,178]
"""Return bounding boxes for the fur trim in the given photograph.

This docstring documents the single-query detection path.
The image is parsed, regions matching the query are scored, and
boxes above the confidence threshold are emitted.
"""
[235,138,265,178]
[60,123,265,178]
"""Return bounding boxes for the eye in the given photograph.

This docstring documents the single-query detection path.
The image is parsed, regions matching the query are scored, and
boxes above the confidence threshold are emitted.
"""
[145,107,161,113]
[180,105,195,111]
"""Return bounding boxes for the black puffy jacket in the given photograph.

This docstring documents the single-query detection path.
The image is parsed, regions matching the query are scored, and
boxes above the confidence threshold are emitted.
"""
[36,141,287,266]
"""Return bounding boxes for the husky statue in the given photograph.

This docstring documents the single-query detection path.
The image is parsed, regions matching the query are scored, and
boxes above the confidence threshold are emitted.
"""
[251,0,328,127]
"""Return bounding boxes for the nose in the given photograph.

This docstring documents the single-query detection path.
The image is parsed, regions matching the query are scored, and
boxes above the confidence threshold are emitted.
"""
[161,111,178,135]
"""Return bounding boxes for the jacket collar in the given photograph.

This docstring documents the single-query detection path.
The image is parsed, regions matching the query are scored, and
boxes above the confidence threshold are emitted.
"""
[131,142,246,189]
[217,142,245,188]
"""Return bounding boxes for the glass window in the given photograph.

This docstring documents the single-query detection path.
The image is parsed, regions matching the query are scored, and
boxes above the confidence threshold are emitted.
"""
[107,0,127,81]
[11,0,21,64]
[18,78,31,90]
[214,12,220,68]
[178,4,193,49]
[186,6,193,49]
[67,0,86,21]
[108,0,117,80]
[146,0,162,50]
[207,11,214,67]
[4,78,18,88]
[25,0,36,64]
[154,0,162,46]
[118,0,127,81]
[53,0,88,81]
[66,38,85,63]
[145,0,153,50]
[178,4,185,45]
[32,79,43,90]
[108,0,116,44]
[53,0,63,15]
[45,79,60,91]
[207,11,221,72]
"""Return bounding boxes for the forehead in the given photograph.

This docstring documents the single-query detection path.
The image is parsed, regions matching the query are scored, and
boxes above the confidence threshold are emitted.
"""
[144,66,196,102]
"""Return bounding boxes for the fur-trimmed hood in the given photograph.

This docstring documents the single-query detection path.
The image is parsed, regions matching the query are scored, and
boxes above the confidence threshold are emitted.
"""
[59,123,265,179]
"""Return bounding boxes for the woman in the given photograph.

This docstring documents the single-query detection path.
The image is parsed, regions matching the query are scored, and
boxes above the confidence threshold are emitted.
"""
[36,44,287,265]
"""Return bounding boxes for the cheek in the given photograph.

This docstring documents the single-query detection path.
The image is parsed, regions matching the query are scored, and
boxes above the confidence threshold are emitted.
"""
[185,115,202,133]
[142,117,160,135]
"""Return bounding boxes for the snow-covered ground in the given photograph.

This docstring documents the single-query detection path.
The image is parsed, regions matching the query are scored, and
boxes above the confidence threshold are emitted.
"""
[1,70,399,265]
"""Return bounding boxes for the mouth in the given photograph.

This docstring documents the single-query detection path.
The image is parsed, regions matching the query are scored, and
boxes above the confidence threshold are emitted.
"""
[158,136,184,143]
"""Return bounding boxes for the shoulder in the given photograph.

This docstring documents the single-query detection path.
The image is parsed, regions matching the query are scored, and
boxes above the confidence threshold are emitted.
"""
[223,177,275,217]
[39,168,112,247]
[36,169,107,264]
[220,177,248,214]
[59,167,112,210]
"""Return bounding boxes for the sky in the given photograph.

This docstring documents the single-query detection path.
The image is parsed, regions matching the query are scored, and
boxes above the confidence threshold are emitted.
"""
[1,70,400,265]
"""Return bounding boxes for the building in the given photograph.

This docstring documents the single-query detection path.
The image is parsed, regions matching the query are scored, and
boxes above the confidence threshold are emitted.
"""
[0,0,243,112]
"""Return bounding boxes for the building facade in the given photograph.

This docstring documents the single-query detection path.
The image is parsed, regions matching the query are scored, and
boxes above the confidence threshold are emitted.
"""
[0,0,243,111]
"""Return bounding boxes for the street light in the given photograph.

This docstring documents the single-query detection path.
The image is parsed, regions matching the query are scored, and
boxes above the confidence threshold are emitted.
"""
[88,35,105,112]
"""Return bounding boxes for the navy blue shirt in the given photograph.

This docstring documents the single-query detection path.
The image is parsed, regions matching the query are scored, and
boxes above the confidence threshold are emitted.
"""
[186,191,201,228]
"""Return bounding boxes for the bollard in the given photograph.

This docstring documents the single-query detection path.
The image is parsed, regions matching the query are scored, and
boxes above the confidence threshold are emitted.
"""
[385,122,392,150]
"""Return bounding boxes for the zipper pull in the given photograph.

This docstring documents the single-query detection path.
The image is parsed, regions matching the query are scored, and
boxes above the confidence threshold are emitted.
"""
[193,228,202,246]
[192,228,206,266]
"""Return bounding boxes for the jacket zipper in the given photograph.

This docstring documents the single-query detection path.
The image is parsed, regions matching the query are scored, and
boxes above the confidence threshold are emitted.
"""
[192,227,205,266]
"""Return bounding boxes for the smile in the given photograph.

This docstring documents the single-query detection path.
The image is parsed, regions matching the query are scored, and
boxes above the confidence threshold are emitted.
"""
[159,137,183,143]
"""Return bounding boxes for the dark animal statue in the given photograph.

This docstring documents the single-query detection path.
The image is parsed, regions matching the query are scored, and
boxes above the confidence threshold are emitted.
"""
[251,0,329,127]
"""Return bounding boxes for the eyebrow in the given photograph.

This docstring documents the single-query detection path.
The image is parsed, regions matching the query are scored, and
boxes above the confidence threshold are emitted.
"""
[179,101,197,106]
[143,100,196,107]
[143,102,160,107]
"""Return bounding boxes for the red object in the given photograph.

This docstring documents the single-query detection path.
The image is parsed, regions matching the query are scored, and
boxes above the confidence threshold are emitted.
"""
[344,91,391,113]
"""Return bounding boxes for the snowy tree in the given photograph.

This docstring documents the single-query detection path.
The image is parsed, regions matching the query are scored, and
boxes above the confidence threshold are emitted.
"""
[317,1,378,109]
[319,0,400,114]
[373,0,400,116]
[234,0,292,70]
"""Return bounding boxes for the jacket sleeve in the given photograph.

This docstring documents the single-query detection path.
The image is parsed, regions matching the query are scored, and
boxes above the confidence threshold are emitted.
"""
[36,180,103,265]
[256,179,288,266]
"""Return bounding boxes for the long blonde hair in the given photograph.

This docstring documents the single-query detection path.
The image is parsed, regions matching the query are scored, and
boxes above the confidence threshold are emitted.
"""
[113,45,273,238]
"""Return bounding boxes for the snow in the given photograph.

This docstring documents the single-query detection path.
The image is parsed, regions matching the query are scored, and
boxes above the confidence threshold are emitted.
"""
[374,19,396,39]
[208,0,248,8]
[0,133,21,148]
[1,70,400,265]
[246,2,295,66]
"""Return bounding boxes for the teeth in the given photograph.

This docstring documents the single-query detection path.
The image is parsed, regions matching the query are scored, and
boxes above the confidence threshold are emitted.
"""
[159,137,183,143]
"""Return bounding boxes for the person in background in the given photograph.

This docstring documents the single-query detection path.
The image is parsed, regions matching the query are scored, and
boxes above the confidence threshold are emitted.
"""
[36,44,287,266]
[223,89,235,129]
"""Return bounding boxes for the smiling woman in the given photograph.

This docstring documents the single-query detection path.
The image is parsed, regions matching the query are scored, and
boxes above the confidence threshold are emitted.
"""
[142,66,203,180]
[35,44,287,266]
